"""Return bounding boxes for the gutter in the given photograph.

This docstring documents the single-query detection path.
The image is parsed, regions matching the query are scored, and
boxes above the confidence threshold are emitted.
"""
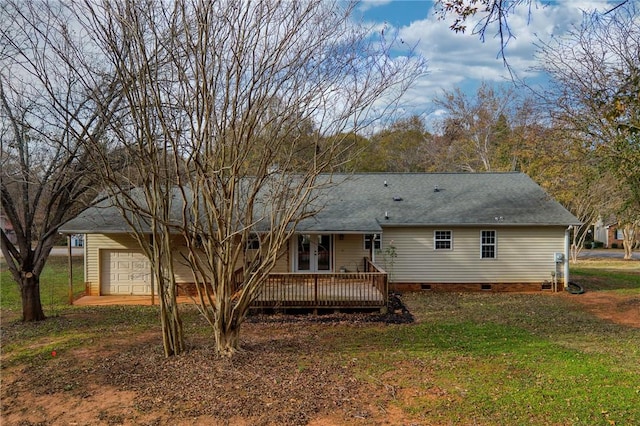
[377,222,582,227]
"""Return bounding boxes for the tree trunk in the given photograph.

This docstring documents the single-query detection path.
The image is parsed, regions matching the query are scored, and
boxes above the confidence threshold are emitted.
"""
[623,240,634,260]
[159,300,184,356]
[155,268,185,357]
[622,226,636,260]
[20,273,46,322]
[214,311,242,357]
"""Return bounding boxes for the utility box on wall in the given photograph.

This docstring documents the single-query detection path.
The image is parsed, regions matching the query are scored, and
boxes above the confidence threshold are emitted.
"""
[554,252,564,263]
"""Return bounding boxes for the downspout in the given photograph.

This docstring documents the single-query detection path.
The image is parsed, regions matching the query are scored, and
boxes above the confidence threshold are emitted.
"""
[371,237,376,263]
[83,235,87,287]
[564,226,571,290]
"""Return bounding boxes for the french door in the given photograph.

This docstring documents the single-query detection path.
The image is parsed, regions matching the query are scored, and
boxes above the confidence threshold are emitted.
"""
[295,234,332,272]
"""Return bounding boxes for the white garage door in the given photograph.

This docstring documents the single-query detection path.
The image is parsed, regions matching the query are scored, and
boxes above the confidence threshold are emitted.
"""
[101,250,151,295]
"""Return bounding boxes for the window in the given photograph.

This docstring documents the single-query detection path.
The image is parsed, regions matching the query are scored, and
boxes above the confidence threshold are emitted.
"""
[246,233,260,250]
[481,230,496,259]
[364,234,381,250]
[434,230,452,250]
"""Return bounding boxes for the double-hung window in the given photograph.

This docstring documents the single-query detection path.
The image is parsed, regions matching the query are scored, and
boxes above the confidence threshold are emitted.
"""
[246,233,260,250]
[434,230,452,250]
[481,230,496,259]
[364,234,381,250]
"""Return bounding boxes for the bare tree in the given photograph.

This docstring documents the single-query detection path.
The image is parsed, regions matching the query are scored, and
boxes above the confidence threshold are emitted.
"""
[347,116,431,172]
[564,172,613,263]
[435,0,533,65]
[75,0,424,356]
[0,1,120,321]
[434,0,630,66]
[434,82,518,172]
[535,2,640,259]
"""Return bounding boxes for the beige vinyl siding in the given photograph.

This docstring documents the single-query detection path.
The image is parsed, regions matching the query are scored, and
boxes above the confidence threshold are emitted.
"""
[171,237,291,276]
[171,244,198,283]
[87,234,196,290]
[334,234,370,272]
[85,234,143,295]
[270,245,289,273]
[380,227,565,283]
[238,241,289,273]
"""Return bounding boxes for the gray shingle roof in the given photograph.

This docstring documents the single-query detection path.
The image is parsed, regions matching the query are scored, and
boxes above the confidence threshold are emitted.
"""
[60,172,581,234]
[299,172,581,231]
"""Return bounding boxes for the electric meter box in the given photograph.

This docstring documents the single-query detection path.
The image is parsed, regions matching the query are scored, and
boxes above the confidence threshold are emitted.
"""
[554,252,564,263]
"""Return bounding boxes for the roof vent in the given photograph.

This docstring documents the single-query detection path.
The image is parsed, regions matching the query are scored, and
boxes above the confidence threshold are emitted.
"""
[393,196,403,201]
[384,211,389,220]
[384,180,388,187]
[434,185,440,192]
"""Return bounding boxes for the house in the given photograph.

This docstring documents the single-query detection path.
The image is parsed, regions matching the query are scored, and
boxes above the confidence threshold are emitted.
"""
[593,216,640,249]
[1,213,17,244]
[59,172,581,307]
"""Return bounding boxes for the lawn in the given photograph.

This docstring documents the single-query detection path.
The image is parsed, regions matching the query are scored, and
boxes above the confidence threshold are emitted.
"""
[1,256,85,317]
[1,255,639,425]
[571,257,640,293]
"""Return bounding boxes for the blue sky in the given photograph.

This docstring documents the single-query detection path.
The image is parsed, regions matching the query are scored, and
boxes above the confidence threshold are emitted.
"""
[352,0,621,128]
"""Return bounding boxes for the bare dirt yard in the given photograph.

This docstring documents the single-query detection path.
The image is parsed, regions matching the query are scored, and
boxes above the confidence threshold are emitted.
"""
[564,290,640,329]
[1,300,418,426]
[2,291,639,426]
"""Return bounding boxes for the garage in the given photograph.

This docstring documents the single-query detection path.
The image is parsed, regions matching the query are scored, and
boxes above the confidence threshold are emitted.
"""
[100,250,151,295]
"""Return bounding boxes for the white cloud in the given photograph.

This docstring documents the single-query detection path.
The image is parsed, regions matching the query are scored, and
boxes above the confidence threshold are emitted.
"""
[356,0,394,13]
[387,0,620,117]
[345,0,623,131]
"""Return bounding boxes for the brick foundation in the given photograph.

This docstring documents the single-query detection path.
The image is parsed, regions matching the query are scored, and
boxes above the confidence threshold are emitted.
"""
[391,282,559,293]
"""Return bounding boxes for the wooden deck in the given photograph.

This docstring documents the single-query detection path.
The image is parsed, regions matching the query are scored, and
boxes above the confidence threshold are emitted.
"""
[75,262,388,310]
[253,272,387,308]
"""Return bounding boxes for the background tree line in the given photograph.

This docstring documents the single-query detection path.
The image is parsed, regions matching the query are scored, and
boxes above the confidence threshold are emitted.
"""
[1,0,637,358]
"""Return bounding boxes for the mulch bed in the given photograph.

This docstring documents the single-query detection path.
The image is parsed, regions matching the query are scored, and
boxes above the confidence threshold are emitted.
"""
[2,294,413,426]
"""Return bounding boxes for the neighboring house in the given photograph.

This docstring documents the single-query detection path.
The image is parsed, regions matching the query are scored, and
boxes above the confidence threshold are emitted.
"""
[594,217,640,248]
[60,173,580,307]
[70,234,84,247]
[593,216,610,246]
[0,213,17,244]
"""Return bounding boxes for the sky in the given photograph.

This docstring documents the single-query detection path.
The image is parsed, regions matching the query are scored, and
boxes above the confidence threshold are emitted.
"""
[352,0,622,129]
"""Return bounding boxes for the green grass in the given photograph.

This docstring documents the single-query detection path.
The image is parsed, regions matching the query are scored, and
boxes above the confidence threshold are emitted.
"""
[570,258,640,293]
[0,255,206,366]
[1,256,85,314]
[1,256,639,424]
[327,293,640,425]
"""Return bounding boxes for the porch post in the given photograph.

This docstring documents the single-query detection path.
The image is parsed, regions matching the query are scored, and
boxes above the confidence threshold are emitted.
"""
[564,226,571,290]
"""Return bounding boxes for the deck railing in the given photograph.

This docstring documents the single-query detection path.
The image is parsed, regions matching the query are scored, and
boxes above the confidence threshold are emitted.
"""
[249,258,387,309]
